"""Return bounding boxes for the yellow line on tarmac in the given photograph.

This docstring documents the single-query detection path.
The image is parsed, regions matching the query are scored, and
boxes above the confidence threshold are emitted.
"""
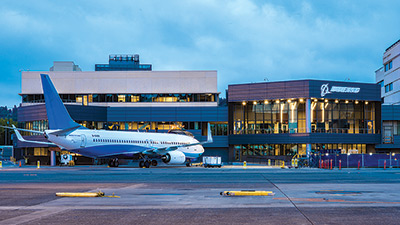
[221,190,275,196]
[56,192,105,197]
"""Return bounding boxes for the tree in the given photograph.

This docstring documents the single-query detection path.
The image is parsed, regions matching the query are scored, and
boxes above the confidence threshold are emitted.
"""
[0,118,18,145]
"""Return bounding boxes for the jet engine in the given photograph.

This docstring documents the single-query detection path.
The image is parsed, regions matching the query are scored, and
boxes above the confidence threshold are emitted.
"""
[162,150,186,165]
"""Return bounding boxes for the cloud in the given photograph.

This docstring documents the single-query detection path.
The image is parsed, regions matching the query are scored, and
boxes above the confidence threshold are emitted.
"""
[0,0,399,106]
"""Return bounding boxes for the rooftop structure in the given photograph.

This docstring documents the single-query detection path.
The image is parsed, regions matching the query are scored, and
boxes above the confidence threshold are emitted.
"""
[95,54,152,71]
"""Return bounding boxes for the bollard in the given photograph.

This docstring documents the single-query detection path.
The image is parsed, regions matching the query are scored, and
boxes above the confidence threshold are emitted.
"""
[357,161,360,170]
[339,160,341,170]
[295,158,298,168]
[268,159,271,166]
[37,161,40,169]
[19,161,21,167]
[243,161,247,169]
[330,159,333,170]
[0,161,2,168]
[384,160,386,170]
[291,159,294,167]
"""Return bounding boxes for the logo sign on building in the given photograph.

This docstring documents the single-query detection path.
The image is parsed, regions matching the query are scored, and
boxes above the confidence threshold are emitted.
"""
[321,83,360,97]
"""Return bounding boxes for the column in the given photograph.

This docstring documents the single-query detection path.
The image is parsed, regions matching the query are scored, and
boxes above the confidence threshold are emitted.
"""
[50,151,56,166]
[305,99,312,158]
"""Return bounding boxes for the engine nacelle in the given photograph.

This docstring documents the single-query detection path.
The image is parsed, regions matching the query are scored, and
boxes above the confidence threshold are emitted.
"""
[162,150,186,165]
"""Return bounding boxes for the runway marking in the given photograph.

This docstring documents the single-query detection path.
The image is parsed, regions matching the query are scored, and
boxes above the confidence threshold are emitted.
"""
[0,208,66,225]
[273,197,400,204]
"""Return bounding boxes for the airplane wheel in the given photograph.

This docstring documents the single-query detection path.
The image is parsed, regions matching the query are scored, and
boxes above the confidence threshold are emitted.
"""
[151,160,158,167]
[139,161,144,168]
[108,159,114,167]
[144,160,151,168]
[186,162,192,167]
[115,160,119,167]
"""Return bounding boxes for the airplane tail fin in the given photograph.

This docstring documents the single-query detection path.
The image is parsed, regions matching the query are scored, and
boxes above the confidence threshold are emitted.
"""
[40,74,83,130]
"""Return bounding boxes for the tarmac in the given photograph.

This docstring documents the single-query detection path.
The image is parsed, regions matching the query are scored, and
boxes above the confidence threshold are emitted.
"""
[1,164,400,224]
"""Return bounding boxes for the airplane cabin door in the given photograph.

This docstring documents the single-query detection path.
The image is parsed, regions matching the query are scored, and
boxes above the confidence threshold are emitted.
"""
[146,139,153,147]
[80,134,87,148]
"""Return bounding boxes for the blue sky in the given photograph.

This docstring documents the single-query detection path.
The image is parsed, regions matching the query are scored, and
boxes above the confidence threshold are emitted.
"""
[0,0,399,107]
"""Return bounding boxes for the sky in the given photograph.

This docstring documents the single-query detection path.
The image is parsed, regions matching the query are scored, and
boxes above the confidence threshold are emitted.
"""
[0,0,399,107]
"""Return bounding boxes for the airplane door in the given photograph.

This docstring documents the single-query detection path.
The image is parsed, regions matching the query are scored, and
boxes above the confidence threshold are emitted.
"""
[80,134,87,148]
[146,139,153,147]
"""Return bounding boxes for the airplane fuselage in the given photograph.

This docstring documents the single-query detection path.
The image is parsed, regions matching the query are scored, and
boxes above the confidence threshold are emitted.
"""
[45,129,204,159]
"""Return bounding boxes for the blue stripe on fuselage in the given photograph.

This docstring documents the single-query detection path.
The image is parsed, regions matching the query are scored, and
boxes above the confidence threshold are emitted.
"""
[68,144,203,159]
[68,144,147,158]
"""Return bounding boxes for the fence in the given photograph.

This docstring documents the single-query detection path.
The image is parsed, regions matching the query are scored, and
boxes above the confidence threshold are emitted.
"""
[314,153,400,168]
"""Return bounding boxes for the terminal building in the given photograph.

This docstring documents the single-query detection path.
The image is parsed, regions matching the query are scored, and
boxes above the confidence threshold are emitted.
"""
[375,39,400,152]
[227,80,381,163]
[16,55,228,165]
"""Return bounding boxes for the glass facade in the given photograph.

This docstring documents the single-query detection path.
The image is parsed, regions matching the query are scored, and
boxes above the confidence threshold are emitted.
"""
[22,93,218,104]
[232,99,377,135]
[233,144,367,161]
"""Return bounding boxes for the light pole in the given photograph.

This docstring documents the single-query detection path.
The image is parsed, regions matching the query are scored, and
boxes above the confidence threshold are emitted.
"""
[5,120,9,145]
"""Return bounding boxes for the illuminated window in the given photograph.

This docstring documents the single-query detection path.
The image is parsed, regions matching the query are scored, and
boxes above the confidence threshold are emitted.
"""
[118,95,126,102]
[34,148,48,156]
[83,95,88,106]
[76,95,82,103]
[130,95,139,102]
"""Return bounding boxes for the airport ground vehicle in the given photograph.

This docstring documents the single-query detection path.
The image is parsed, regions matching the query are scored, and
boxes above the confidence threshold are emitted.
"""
[203,156,222,168]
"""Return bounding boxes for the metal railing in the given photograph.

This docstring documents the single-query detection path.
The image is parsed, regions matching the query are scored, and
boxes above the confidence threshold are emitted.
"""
[232,128,377,135]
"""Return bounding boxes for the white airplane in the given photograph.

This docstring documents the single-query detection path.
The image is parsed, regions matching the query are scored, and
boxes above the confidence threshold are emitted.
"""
[4,74,212,168]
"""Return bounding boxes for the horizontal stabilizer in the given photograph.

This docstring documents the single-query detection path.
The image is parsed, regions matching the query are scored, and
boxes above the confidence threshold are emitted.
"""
[49,126,82,136]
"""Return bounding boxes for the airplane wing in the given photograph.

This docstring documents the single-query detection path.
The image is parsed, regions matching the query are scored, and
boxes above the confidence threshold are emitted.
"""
[9,125,58,147]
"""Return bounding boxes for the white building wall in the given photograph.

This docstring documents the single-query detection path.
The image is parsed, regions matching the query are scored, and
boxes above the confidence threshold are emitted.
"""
[21,70,218,94]
[376,40,400,105]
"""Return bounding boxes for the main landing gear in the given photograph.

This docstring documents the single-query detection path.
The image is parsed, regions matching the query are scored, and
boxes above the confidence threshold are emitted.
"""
[108,158,119,167]
[186,159,192,167]
[139,159,158,168]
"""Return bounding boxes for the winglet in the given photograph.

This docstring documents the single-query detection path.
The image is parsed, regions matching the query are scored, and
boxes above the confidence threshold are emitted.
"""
[207,123,213,143]
[12,125,26,142]
[11,125,57,146]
